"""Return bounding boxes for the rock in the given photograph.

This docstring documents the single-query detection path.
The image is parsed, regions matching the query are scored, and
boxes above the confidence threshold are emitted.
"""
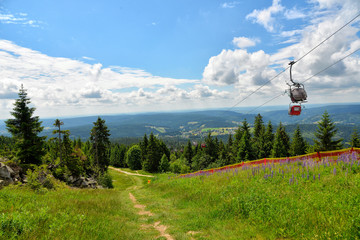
[0,164,14,185]
[72,176,98,189]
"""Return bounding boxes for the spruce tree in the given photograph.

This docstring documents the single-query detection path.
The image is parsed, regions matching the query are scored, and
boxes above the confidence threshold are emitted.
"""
[253,114,266,159]
[290,125,307,156]
[90,117,111,173]
[143,132,162,172]
[271,122,290,157]
[5,85,45,164]
[314,111,343,151]
[263,121,274,157]
[183,140,193,166]
[350,129,360,148]
[237,119,254,161]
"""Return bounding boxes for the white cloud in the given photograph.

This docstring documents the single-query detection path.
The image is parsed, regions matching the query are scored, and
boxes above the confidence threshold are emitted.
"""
[221,2,240,9]
[0,10,41,27]
[203,0,360,107]
[232,37,260,48]
[0,40,230,118]
[284,8,307,20]
[246,0,284,32]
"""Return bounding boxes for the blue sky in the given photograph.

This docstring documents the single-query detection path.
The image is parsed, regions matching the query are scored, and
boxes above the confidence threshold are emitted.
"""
[0,0,360,118]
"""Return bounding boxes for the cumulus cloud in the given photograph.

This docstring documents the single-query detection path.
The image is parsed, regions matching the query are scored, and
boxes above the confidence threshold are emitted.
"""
[246,0,284,32]
[203,0,360,106]
[0,40,230,118]
[232,37,260,49]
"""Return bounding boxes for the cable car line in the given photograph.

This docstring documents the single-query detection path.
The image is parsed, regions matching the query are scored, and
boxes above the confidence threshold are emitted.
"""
[244,47,360,114]
[227,11,360,111]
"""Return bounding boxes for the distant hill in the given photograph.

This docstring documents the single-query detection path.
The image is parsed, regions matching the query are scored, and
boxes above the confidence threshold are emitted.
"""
[1,104,359,144]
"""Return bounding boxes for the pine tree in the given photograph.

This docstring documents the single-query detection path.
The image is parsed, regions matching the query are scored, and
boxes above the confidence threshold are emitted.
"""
[290,125,307,156]
[183,140,193,166]
[52,119,65,162]
[271,122,290,157]
[237,119,254,161]
[253,114,266,159]
[143,132,162,172]
[263,121,274,157]
[350,129,360,148]
[90,117,111,173]
[5,85,45,164]
[314,111,343,151]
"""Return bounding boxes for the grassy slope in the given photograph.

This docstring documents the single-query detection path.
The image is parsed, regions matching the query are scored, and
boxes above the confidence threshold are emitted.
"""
[0,170,159,240]
[135,160,360,239]
[2,159,360,240]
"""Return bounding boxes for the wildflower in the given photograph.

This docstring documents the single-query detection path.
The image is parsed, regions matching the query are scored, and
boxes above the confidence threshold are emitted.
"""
[333,167,336,175]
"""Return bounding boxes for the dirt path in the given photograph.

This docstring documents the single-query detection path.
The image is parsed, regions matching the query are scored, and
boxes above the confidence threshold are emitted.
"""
[129,192,174,240]
[109,167,154,178]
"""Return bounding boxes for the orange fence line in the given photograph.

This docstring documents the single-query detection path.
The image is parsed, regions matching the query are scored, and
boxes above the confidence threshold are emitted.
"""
[178,147,360,178]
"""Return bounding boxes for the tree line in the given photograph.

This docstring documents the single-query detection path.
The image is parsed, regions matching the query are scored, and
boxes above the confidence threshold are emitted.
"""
[1,86,360,180]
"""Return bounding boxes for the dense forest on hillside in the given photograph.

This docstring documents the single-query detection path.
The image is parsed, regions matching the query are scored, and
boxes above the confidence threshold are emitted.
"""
[1,86,360,189]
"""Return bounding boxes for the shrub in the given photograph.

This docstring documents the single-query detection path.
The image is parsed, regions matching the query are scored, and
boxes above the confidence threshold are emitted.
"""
[98,172,114,189]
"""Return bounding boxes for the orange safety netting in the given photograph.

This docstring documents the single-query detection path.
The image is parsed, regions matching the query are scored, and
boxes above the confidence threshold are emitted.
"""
[178,147,360,178]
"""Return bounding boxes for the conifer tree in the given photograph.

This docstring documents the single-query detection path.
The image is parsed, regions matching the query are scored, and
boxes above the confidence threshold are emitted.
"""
[263,121,274,157]
[90,117,111,172]
[183,140,193,166]
[143,132,162,172]
[290,125,307,156]
[350,129,360,148]
[314,111,343,151]
[5,85,45,164]
[237,119,254,161]
[53,119,65,162]
[253,114,266,159]
[271,122,290,157]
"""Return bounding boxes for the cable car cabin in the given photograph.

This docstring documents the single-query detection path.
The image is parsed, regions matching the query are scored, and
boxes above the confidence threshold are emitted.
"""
[290,87,307,103]
[289,105,302,116]
[201,143,206,148]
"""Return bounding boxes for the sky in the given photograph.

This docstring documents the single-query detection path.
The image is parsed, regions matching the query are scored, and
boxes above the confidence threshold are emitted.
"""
[0,0,360,119]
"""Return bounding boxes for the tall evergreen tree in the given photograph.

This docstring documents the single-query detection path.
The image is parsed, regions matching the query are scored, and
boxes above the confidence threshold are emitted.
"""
[126,145,142,170]
[271,122,290,157]
[350,128,360,148]
[253,114,266,159]
[314,111,343,151]
[139,134,148,164]
[237,119,254,161]
[90,117,111,173]
[183,140,194,166]
[5,85,45,164]
[52,119,65,162]
[290,125,307,156]
[263,121,274,157]
[143,132,162,172]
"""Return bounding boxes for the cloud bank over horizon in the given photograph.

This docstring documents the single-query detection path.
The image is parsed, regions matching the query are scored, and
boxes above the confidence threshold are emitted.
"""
[0,0,359,119]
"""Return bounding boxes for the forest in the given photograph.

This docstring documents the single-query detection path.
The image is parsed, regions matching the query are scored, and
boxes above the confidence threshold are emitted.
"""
[1,86,360,189]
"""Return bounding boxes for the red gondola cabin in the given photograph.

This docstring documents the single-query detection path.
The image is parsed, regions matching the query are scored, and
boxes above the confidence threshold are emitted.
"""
[289,105,301,116]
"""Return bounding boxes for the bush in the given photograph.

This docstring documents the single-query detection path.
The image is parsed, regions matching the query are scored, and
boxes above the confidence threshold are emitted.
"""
[26,165,63,191]
[126,145,142,170]
[98,172,114,189]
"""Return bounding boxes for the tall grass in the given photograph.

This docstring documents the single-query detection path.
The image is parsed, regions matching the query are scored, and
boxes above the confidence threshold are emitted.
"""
[0,170,157,240]
[140,152,360,239]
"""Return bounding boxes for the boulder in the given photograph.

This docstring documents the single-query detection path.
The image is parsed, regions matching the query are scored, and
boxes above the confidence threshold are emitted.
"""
[72,176,98,189]
[0,163,14,186]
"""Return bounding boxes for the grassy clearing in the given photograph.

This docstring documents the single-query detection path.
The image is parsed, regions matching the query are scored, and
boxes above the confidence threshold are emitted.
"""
[0,169,158,240]
[136,155,360,239]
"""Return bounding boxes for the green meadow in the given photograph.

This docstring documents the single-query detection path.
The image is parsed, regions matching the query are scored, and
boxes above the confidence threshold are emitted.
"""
[2,155,360,239]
